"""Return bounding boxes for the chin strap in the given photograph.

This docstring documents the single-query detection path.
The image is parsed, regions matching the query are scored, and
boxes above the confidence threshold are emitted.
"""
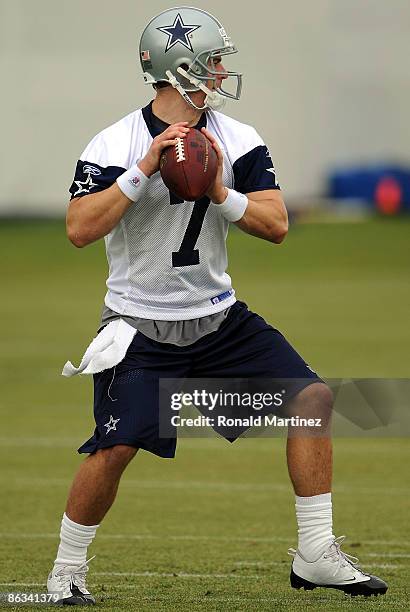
[165,69,226,111]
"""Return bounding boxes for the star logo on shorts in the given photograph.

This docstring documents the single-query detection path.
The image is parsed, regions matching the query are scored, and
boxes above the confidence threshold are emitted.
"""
[73,173,98,196]
[104,415,120,434]
[157,13,200,53]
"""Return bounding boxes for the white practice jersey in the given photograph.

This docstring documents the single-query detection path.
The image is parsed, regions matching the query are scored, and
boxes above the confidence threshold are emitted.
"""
[69,103,280,320]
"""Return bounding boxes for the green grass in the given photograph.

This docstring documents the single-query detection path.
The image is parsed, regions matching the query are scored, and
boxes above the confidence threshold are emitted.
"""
[0,218,409,610]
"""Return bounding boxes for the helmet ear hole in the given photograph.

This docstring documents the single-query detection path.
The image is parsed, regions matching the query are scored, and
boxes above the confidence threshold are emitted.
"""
[176,63,198,90]
[179,62,202,77]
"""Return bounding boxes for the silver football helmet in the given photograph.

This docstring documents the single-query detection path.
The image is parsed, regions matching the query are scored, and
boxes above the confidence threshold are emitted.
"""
[139,6,242,111]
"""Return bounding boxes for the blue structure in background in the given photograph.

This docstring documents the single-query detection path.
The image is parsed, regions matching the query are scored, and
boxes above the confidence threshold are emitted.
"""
[329,165,410,213]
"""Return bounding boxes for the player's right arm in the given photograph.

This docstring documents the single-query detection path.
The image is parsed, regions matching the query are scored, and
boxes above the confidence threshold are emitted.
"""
[67,185,132,248]
[67,122,189,248]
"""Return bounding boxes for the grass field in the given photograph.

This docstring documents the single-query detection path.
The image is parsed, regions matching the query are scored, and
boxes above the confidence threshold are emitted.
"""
[0,218,409,610]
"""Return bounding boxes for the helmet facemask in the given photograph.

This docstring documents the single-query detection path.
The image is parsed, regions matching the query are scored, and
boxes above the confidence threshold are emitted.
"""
[189,47,242,101]
[166,48,241,111]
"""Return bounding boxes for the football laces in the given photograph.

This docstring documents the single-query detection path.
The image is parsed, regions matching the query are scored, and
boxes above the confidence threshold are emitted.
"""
[175,138,186,163]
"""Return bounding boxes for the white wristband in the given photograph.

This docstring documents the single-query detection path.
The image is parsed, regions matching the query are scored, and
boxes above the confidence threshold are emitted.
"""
[116,165,149,202]
[212,188,248,222]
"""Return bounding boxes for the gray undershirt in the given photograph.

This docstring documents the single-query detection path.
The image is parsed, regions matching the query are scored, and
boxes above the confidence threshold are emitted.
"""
[101,305,231,346]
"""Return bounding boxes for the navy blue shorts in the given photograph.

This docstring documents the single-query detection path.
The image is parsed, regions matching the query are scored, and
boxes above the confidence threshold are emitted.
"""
[78,301,321,458]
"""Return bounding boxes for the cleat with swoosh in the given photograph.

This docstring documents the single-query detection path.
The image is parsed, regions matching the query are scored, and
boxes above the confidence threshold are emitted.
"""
[288,536,388,597]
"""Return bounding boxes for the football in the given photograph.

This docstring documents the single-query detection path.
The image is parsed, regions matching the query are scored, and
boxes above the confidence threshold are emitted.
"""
[160,129,218,201]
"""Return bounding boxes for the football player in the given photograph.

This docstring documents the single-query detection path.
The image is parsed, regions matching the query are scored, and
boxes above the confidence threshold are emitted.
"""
[47,6,387,604]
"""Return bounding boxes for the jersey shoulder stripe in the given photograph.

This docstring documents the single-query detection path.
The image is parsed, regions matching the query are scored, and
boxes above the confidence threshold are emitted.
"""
[233,145,280,194]
[69,160,126,200]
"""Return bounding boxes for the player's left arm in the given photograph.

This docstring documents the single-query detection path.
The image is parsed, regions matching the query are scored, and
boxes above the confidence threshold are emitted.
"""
[202,127,288,244]
[235,189,288,243]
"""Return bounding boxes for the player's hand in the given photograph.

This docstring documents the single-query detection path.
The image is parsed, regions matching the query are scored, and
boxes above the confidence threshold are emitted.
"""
[201,127,228,204]
[138,122,190,178]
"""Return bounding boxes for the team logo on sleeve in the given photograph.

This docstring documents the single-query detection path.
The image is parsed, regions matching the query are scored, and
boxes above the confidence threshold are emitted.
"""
[157,13,200,53]
[73,165,100,196]
[83,164,102,176]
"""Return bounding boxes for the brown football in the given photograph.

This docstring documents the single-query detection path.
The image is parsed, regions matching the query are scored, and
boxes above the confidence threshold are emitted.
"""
[160,129,218,201]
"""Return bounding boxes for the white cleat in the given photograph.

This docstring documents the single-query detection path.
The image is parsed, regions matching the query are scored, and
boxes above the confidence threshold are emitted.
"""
[47,556,96,605]
[289,536,388,597]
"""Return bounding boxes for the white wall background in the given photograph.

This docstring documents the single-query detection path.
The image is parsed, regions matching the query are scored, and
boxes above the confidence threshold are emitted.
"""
[1,0,409,214]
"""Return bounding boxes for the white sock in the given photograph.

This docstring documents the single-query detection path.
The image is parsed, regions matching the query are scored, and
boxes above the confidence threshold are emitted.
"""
[295,493,334,561]
[54,513,99,567]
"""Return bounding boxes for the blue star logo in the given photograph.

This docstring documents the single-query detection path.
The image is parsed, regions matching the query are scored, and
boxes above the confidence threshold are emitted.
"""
[157,13,201,54]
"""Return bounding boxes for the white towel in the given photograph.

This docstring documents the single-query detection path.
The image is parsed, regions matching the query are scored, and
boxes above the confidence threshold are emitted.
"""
[62,319,137,377]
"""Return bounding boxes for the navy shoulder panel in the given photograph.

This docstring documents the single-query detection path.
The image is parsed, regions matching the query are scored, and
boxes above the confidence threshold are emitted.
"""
[69,160,126,200]
[233,145,280,194]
